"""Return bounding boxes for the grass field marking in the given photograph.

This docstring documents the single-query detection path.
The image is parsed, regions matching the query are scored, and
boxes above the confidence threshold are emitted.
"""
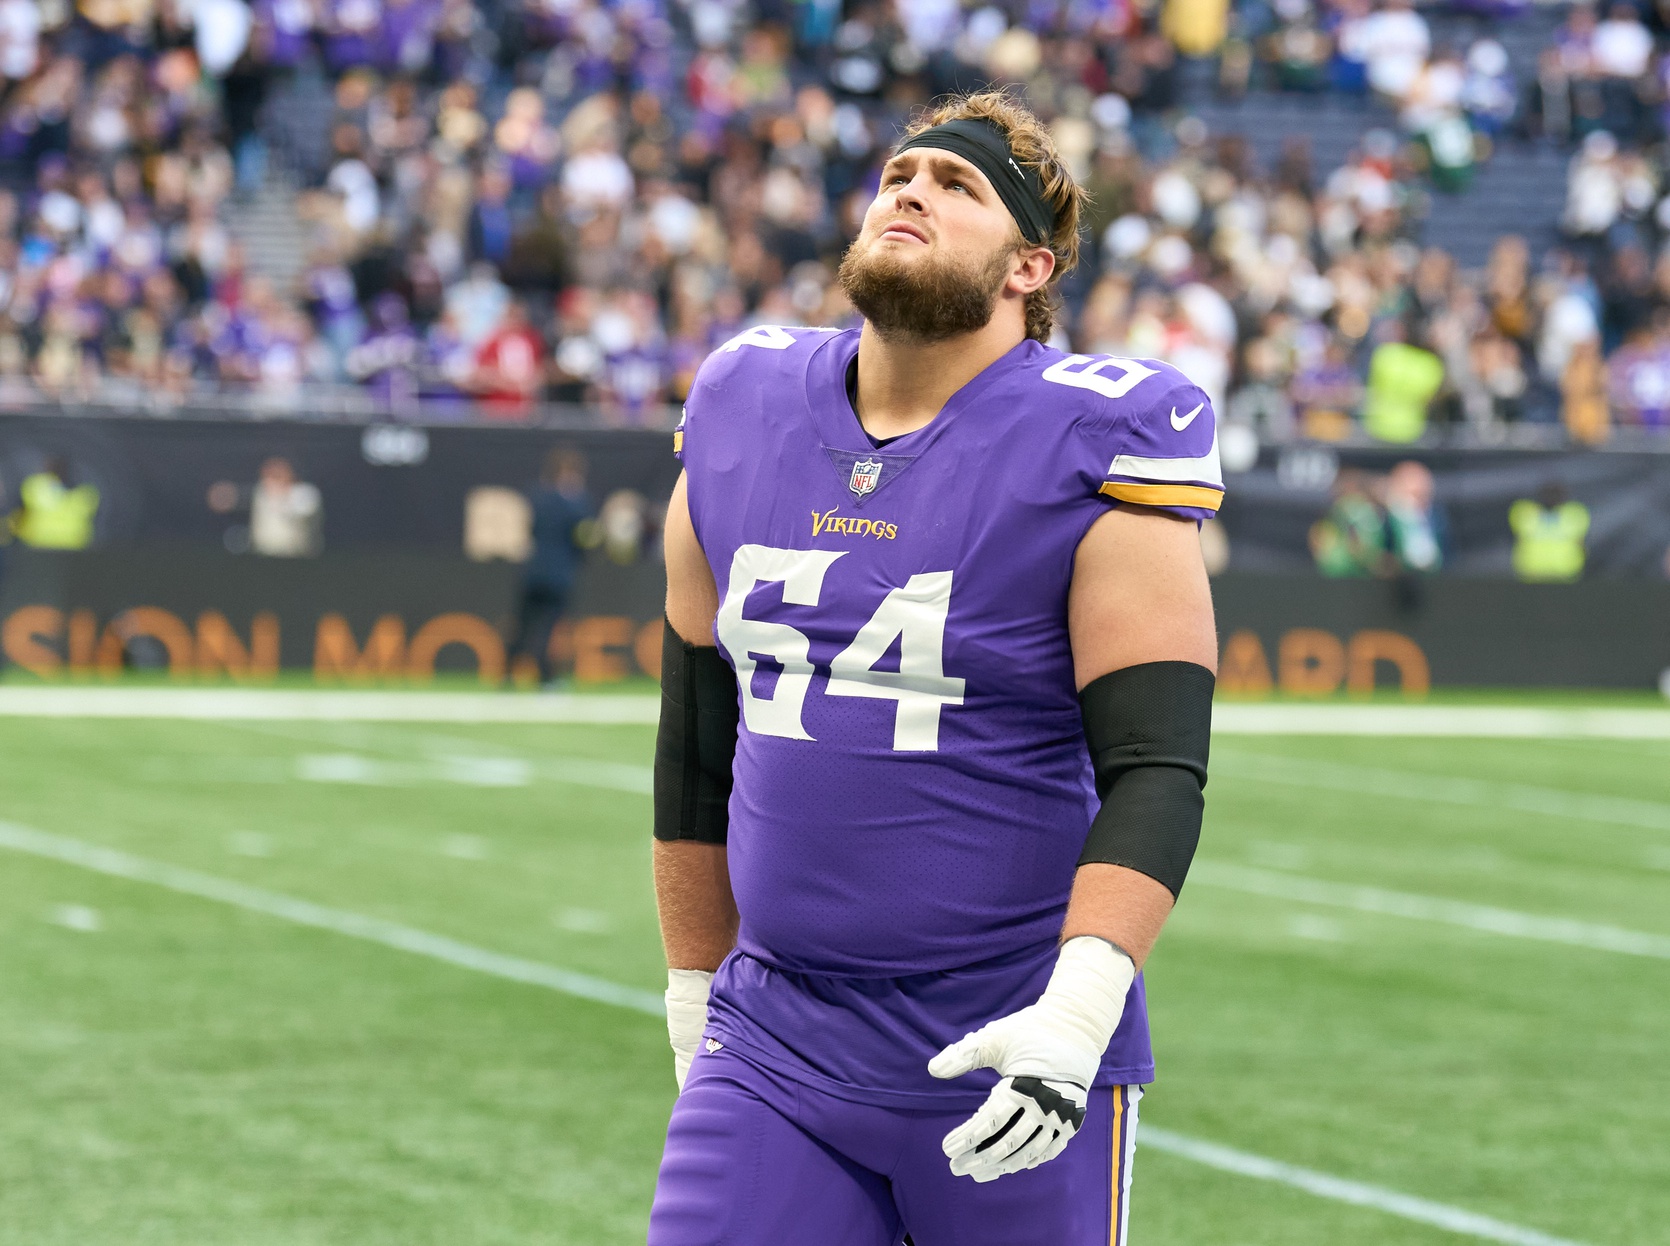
[538,757,654,793]
[223,720,658,795]
[0,819,1606,1246]
[47,902,102,932]
[1139,1128,1590,1246]
[0,819,667,1018]
[1215,705,1670,739]
[6,688,1670,737]
[373,724,659,794]
[1214,748,1670,835]
[348,723,657,794]
[0,687,663,722]
[1193,861,1670,960]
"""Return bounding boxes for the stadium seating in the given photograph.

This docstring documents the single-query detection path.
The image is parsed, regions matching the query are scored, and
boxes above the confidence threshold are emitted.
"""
[0,0,1666,443]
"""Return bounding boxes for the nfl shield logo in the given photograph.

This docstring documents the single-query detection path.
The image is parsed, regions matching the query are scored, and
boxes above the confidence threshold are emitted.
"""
[849,458,883,497]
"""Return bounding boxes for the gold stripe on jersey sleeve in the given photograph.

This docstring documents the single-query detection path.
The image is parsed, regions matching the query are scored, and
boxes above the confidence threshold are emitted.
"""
[673,430,684,453]
[1099,480,1224,512]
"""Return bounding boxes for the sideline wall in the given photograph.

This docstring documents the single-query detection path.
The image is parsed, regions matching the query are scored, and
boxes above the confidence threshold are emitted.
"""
[4,412,1669,575]
[0,414,679,550]
[1210,573,1670,692]
[1,553,1664,691]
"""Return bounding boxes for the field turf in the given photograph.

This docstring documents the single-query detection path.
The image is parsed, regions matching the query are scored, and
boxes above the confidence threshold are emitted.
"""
[0,709,1665,1244]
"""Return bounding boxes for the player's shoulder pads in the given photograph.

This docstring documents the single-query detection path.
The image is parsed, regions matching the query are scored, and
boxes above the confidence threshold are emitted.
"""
[1044,350,1223,522]
[679,326,842,462]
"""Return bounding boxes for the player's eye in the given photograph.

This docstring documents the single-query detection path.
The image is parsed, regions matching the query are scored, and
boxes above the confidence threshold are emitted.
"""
[949,180,970,193]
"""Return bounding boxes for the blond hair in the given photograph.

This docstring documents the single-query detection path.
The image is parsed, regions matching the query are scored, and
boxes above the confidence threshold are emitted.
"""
[898,91,1089,342]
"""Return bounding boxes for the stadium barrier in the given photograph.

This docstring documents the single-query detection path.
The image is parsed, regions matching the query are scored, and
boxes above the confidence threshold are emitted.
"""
[0,548,662,685]
[1227,441,1670,577]
[1,553,1665,692]
[1210,573,1670,692]
[0,411,680,550]
[4,411,1669,575]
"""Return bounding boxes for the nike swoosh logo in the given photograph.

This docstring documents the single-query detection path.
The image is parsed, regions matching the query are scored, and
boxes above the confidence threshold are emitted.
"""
[1170,402,1205,432]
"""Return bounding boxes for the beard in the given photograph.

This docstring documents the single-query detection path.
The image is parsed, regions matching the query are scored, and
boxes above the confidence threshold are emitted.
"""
[837,229,1016,341]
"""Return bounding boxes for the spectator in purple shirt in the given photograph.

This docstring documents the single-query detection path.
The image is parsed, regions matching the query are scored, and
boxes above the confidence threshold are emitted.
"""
[345,290,422,405]
[323,0,381,72]
[253,0,316,72]
[1608,320,1670,428]
[1291,337,1365,432]
[303,246,365,371]
[377,0,438,74]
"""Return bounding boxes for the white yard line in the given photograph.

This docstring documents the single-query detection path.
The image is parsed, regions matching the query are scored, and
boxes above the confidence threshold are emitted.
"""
[1214,704,1670,739]
[1139,1129,1590,1246]
[1213,749,1670,835]
[223,720,657,794]
[0,819,1598,1246]
[0,820,665,1016]
[539,757,653,793]
[0,687,663,723]
[1193,861,1670,960]
[313,721,659,793]
[2,688,1668,738]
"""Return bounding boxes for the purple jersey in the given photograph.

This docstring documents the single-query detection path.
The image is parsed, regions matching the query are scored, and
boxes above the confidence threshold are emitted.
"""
[679,325,1222,1102]
[377,0,438,72]
[256,0,314,67]
[324,0,381,68]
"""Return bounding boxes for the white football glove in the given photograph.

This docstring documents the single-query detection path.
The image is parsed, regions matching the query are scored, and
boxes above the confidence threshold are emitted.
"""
[665,968,713,1091]
[928,936,1135,1182]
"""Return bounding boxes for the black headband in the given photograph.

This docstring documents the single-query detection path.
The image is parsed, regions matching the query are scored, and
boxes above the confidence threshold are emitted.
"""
[894,118,1057,246]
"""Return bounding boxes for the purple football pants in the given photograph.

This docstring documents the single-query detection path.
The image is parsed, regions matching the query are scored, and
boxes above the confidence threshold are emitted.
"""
[648,1046,1142,1246]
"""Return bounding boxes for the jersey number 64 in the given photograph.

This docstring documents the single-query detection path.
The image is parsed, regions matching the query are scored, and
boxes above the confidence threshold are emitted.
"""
[715,544,966,752]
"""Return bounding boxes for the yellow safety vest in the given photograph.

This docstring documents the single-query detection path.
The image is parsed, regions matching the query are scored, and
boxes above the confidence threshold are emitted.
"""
[1508,499,1588,582]
[12,473,99,549]
[1363,343,1444,443]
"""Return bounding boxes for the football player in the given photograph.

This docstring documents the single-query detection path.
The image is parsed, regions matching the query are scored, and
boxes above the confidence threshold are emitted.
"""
[649,89,1220,1245]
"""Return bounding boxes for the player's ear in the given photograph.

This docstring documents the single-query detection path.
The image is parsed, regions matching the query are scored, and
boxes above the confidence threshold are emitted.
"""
[1008,244,1056,297]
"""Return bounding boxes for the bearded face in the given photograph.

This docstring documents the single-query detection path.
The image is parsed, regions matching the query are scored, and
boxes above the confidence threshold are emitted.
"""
[837,225,1018,342]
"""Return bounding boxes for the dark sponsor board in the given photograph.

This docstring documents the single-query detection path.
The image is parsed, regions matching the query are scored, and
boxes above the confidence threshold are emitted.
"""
[0,412,679,551]
[0,553,1665,691]
[1210,573,1670,692]
[0,548,665,684]
[3,410,1669,576]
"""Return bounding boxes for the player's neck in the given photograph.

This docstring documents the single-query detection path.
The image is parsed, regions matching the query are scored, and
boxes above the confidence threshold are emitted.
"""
[852,319,1024,440]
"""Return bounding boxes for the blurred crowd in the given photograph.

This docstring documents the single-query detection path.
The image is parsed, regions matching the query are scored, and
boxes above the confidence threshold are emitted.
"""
[0,0,1668,439]
[1309,458,1446,577]
[1309,461,1597,582]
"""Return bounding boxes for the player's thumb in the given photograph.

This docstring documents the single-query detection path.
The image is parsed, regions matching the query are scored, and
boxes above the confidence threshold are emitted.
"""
[928,1030,987,1080]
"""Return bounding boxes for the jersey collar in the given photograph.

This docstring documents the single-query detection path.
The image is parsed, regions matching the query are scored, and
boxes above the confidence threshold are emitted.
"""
[803,327,1038,458]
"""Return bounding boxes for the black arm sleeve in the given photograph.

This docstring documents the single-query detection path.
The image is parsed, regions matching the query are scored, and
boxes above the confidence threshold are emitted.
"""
[653,620,740,844]
[1077,660,1214,898]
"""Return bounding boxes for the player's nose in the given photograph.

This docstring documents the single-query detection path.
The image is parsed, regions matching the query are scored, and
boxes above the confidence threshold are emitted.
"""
[890,174,932,216]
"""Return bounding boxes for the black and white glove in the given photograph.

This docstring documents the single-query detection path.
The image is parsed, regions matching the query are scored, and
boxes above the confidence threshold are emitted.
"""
[927,937,1135,1182]
[665,968,713,1091]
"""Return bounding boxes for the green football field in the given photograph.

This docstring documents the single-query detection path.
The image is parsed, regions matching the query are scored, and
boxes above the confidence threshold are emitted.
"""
[1,703,1666,1245]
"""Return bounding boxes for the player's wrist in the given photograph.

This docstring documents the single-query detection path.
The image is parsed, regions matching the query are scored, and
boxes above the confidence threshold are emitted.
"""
[1038,935,1136,1060]
[665,968,714,1091]
[665,970,713,1050]
[929,938,1134,1182]
[666,968,713,1028]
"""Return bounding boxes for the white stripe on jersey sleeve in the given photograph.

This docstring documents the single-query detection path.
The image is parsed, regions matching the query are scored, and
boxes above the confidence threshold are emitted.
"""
[1106,427,1223,487]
